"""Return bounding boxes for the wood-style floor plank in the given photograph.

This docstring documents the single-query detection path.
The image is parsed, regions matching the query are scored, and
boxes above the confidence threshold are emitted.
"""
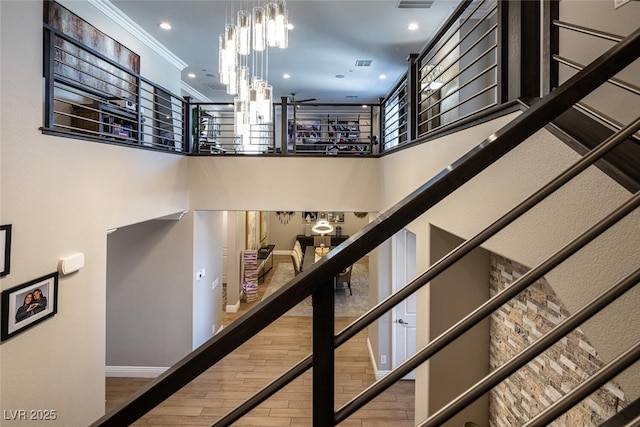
[105,256,415,425]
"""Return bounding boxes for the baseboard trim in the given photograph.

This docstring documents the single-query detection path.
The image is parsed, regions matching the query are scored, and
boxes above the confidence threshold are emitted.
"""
[367,338,390,381]
[106,366,168,378]
[226,300,240,313]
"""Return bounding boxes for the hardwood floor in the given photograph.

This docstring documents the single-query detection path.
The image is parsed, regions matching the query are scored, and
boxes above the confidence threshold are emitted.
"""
[105,255,415,426]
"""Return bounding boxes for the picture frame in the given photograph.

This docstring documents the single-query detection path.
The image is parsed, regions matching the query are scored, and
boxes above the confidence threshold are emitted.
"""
[302,211,318,222]
[260,211,268,242]
[245,211,259,250]
[0,224,11,277]
[1,272,59,341]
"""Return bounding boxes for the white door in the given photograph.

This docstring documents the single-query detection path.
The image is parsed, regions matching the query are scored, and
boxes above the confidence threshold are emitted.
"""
[392,229,417,380]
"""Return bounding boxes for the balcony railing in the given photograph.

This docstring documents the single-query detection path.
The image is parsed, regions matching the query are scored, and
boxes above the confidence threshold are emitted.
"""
[92,27,640,426]
[43,24,186,153]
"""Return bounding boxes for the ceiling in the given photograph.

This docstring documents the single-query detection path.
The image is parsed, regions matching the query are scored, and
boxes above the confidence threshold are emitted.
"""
[109,0,461,104]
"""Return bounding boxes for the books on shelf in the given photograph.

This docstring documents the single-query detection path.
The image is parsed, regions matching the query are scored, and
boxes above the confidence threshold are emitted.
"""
[242,250,259,302]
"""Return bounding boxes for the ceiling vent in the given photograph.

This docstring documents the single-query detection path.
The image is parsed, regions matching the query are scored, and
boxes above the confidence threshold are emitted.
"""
[206,83,227,91]
[346,95,359,99]
[354,59,373,67]
[396,0,434,8]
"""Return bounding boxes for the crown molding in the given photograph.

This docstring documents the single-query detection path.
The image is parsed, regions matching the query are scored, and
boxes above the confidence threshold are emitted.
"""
[87,0,188,71]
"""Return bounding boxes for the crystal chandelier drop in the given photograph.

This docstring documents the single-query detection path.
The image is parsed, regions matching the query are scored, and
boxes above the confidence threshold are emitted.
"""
[218,1,289,151]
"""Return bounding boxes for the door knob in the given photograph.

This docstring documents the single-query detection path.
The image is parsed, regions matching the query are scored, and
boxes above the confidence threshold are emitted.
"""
[398,319,407,324]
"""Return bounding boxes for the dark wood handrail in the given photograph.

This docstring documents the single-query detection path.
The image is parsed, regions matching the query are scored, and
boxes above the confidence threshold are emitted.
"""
[91,27,640,427]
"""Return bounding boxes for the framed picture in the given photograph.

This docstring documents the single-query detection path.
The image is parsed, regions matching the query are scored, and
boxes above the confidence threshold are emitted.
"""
[1,272,59,341]
[245,211,259,250]
[302,212,318,222]
[260,211,268,242]
[0,224,11,276]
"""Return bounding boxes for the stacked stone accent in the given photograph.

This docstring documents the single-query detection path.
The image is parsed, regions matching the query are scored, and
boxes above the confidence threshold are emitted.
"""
[488,254,628,426]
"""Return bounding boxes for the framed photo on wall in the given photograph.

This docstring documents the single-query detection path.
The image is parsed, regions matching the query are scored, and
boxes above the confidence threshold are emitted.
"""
[246,211,259,250]
[0,224,11,276]
[1,272,59,341]
[260,211,268,242]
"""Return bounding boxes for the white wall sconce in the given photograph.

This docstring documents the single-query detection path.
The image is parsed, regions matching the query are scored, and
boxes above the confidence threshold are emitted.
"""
[58,252,85,275]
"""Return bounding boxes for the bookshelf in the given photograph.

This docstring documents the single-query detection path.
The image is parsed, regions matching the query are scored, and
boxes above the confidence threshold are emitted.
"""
[241,250,259,302]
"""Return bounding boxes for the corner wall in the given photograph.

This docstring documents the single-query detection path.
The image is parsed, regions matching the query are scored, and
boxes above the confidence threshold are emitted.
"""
[0,2,190,425]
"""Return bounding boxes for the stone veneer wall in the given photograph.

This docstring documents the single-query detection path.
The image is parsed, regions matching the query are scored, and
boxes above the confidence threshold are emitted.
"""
[488,254,628,426]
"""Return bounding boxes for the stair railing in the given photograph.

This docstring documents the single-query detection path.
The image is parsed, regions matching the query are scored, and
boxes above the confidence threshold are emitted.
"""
[92,27,640,427]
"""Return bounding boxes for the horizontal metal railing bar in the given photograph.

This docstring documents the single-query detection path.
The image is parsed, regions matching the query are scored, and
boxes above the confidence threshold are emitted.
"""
[421,264,640,426]
[53,60,138,101]
[339,191,640,425]
[419,23,497,93]
[419,0,490,70]
[523,344,640,427]
[574,102,640,141]
[93,28,640,426]
[53,81,111,105]
[419,83,498,129]
[55,101,141,128]
[139,91,185,115]
[51,122,138,143]
[52,49,136,88]
[334,119,640,422]
[45,25,137,75]
[418,62,497,115]
[553,19,624,43]
[53,74,125,104]
[554,55,640,96]
[215,355,314,426]
[417,102,499,136]
[338,115,640,347]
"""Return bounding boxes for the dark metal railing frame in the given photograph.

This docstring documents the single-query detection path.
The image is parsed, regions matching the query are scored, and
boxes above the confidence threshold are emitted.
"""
[91,26,640,427]
[42,24,187,152]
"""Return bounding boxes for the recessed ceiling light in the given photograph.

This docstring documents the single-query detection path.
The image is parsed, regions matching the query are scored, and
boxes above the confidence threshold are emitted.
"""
[159,22,172,30]
[283,73,291,79]
[188,73,196,78]
[287,23,294,30]
[379,74,387,80]
[362,105,368,108]
[408,22,419,31]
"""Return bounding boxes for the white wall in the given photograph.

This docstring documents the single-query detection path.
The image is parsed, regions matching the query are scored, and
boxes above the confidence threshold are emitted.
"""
[188,156,380,212]
[0,2,190,425]
[380,123,640,421]
[106,216,193,369]
[192,211,224,348]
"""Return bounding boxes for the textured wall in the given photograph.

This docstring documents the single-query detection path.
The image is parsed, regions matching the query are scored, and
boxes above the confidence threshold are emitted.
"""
[488,254,628,426]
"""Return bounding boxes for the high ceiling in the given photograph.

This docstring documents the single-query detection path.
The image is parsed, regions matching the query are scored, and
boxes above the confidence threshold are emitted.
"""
[109,0,460,104]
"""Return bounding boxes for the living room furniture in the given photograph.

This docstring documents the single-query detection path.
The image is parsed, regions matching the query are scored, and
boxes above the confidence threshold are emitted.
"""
[256,244,275,280]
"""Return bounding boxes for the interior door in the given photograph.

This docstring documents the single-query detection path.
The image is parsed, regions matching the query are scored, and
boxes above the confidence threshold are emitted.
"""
[392,229,417,380]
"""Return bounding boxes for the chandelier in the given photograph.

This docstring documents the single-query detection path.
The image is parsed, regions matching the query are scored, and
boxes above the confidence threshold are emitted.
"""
[218,1,289,151]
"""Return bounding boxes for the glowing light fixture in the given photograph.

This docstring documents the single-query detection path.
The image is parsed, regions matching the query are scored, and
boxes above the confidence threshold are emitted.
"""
[312,220,334,235]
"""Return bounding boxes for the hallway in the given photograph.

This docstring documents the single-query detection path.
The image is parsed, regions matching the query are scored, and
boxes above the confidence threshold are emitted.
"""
[105,255,416,426]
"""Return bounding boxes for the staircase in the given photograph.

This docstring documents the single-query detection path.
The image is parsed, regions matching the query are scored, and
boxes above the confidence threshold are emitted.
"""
[92,28,640,427]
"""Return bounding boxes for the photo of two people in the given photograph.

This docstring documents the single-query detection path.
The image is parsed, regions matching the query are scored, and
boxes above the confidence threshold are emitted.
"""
[15,288,48,323]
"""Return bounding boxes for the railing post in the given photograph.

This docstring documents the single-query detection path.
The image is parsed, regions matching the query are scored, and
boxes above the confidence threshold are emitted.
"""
[280,96,289,154]
[406,53,419,143]
[313,280,335,426]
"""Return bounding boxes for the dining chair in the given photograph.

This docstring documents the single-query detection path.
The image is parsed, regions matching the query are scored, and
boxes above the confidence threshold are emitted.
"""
[313,235,330,247]
[336,265,352,295]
